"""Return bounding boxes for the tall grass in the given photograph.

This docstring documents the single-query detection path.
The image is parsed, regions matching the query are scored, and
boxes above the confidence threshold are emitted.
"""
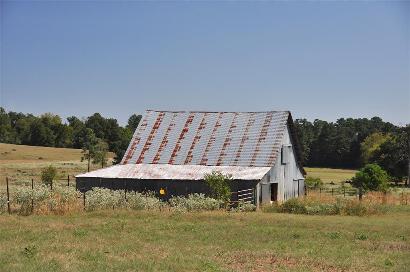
[264,195,395,216]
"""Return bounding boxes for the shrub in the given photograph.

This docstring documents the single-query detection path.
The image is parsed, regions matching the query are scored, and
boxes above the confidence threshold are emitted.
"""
[41,165,57,187]
[126,191,163,210]
[169,193,222,212]
[204,171,232,203]
[280,198,307,214]
[85,188,126,211]
[0,194,7,214]
[352,164,389,193]
[305,176,323,189]
[14,185,52,214]
[231,200,256,212]
[54,186,80,205]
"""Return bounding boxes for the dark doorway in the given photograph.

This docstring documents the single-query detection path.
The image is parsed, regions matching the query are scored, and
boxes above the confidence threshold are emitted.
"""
[270,183,278,201]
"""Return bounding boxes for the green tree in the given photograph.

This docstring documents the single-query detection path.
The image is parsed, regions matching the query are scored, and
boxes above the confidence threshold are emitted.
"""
[351,164,389,194]
[127,114,142,131]
[81,129,99,172]
[41,165,57,187]
[204,171,232,204]
[371,127,409,184]
[304,176,323,189]
[92,139,109,168]
[360,132,392,164]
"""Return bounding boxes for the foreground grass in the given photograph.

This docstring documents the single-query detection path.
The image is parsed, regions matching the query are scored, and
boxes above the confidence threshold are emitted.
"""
[0,209,409,272]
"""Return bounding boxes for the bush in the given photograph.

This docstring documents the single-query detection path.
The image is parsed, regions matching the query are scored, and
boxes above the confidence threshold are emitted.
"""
[85,188,126,211]
[305,176,323,189]
[14,185,52,215]
[265,197,389,216]
[126,191,163,211]
[169,193,222,212]
[41,165,57,187]
[352,164,389,193]
[231,200,256,212]
[204,171,232,203]
[280,198,307,214]
[0,194,7,214]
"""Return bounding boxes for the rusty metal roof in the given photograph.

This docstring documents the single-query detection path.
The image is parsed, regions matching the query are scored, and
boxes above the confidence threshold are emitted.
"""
[121,110,290,167]
[76,164,270,181]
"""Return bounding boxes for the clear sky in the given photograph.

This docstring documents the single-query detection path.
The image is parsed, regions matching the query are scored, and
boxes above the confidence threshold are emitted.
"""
[1,1,409,126]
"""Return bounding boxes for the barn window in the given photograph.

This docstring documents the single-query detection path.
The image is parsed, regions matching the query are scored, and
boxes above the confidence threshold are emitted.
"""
[281,145,292,164]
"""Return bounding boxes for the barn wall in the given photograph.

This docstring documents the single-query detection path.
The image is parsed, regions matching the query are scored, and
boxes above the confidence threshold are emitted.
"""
[258,125,305,204]
[76,177,258,202]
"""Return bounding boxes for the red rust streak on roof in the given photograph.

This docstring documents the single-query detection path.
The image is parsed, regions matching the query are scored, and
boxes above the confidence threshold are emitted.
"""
[136,112,165,164]
[232,113,256,166]
[122,113,150,164]
[249,112,274,166]
[184,112,208,164]
[152,113,178,164]
[216,112,238,166]
[200,112,224,165]
[168,113,196,164]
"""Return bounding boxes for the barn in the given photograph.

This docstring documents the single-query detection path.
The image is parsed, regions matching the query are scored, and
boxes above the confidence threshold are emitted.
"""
[76,110,305,206]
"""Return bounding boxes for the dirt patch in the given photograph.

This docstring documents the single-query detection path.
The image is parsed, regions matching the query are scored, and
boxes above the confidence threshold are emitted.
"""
[217,251,348,272]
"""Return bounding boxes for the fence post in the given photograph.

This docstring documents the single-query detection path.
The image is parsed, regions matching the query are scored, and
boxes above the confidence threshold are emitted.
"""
[50,179,53,191]
[402,190,404,205]
[304,185,307,196]
[331,188,334,196]
[6,177,10,214]
[67,175,70,187]
[83,192,86,210]
[343,187,346,197]
[359,187,363,201]
[31,179,34,213]
[124,180,127,201]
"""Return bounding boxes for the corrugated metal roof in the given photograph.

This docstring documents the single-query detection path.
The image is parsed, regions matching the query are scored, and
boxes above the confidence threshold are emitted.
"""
[121,110,289,167]
[76,164,270,181]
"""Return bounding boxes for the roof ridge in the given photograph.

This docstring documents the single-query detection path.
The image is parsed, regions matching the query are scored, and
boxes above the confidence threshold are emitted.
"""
[146,109,290,113]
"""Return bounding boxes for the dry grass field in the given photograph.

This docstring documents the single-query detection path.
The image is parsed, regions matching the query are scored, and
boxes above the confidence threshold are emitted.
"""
[0,143,114,188]
[0,143,409,271]
[0,209,409,272]
[305,167,357,184]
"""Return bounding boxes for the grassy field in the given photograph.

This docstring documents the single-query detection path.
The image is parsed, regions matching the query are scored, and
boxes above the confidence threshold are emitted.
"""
[0,143,114,187]
[305,167,357,184]
[0,209,409,272]
[0,143,409,271]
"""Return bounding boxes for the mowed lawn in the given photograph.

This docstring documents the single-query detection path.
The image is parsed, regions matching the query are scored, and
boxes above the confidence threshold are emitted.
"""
[0,209,409,272]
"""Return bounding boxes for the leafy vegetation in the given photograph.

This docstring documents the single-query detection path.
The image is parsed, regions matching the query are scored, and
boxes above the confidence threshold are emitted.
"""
[294,117,408,182]
[0,108,141,163]
[304,176,323,189]
[267,197,390,216]
[169,193,223,212]
[352,164,389,193]
[204,171,232,203]
[40,165,57,187]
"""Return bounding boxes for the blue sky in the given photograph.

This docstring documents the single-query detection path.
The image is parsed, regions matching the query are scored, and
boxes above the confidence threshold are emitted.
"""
[1,1,409,125]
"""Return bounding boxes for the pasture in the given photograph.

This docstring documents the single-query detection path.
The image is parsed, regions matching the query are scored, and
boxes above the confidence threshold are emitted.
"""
[0,209,409,272]
[0,143,114,188]
[0,143,409,271]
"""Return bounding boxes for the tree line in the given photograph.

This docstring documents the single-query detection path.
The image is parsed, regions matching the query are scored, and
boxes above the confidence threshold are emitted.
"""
[0,107,141,164]
[0,108,408,181]
[294,117,409,182]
